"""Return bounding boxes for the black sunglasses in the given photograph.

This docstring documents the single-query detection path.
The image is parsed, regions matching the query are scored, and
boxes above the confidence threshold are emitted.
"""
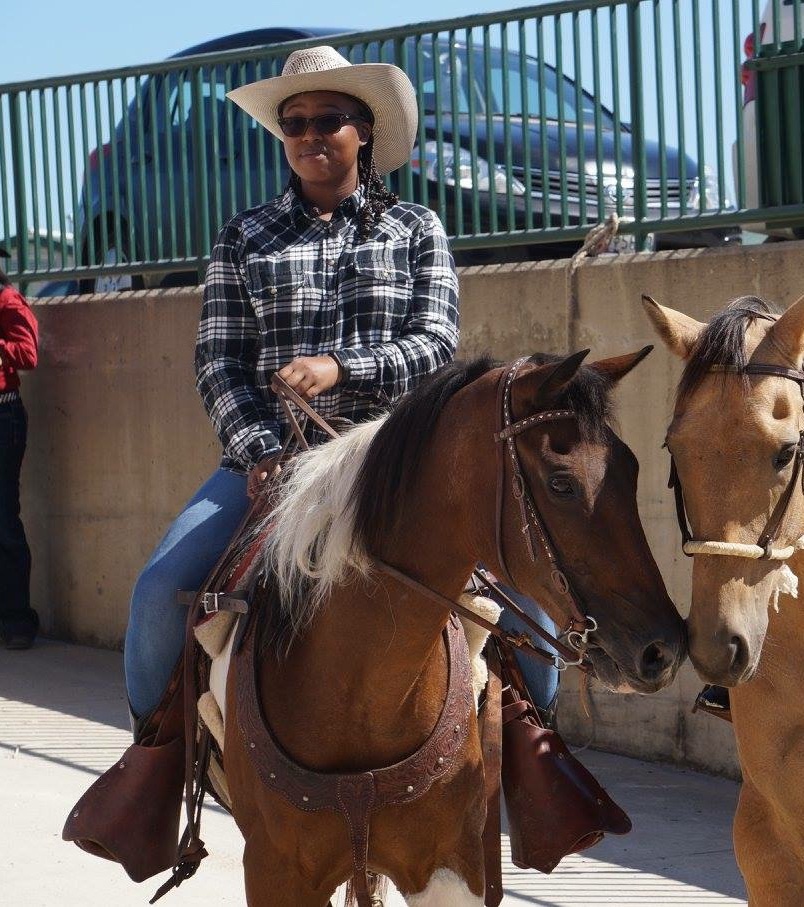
[277,113,367,138]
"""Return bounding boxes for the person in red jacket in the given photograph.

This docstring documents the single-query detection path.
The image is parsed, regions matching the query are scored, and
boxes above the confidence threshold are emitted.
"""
[0,247,39,649]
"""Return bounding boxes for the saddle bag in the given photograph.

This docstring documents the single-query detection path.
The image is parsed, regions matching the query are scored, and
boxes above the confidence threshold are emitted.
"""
[494,640,632,874]
[62,661,186,882]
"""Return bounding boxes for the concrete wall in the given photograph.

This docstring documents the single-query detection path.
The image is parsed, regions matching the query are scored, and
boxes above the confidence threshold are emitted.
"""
[20,241,804,775]
[22,289,219,648]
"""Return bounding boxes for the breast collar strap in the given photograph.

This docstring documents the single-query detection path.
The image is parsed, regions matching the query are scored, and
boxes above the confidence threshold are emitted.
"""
[669,362,804,561]
[237,614,473,907]
[493,358,595,642]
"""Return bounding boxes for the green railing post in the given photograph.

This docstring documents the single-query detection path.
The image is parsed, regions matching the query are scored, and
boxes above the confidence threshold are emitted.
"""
[627,0,648,250]
[191,67,210,284]
[9,91,29,286]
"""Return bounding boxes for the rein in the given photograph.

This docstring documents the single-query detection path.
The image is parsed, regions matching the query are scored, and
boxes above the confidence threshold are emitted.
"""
[669,362,804,561]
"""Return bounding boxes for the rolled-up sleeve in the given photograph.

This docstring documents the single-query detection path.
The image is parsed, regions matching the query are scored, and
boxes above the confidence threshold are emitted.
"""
[334,209,459,399]
[194,219,281,469]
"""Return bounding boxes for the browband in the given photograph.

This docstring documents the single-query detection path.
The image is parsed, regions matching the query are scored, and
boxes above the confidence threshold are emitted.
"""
[709,363,804,384]
[494,409,575,442]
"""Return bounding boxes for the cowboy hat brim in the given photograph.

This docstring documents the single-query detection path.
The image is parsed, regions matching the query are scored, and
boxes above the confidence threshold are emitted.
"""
[227,62,418,176]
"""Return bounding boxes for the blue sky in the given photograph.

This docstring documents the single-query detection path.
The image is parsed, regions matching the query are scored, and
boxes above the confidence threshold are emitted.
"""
[4,0,536,83]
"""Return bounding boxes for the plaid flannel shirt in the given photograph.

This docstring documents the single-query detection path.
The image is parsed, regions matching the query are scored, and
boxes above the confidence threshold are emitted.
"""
[195,186,460,472]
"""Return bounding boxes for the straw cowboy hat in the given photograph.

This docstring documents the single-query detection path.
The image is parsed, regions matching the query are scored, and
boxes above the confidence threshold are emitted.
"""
[227,46,418,176]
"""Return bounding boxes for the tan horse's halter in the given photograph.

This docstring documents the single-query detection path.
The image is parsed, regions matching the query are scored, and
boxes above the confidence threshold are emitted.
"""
[669,362,804,561]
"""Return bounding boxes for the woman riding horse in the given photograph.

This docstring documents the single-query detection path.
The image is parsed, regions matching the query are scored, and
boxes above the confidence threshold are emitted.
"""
[63,44,559,881]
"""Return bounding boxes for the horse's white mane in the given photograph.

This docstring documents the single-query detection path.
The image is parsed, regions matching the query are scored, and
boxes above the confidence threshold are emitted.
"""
[260,417,386,637]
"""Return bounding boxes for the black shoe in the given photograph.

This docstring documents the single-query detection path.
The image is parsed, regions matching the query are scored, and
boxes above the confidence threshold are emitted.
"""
[692,684,731,722]
[1,611,39,650]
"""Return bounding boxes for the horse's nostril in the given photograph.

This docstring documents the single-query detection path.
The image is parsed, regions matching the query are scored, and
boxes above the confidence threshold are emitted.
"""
[728,635,749,678]
[639,641,673,680]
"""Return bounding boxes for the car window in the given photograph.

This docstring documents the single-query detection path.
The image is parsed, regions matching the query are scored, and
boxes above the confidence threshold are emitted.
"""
[485,47,614,125]
[168,66,237,127]
[417,49,474,114]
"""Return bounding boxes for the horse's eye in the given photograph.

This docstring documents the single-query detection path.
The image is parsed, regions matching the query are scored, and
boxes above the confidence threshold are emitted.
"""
[773,443,798,471]
[548,475,576,498]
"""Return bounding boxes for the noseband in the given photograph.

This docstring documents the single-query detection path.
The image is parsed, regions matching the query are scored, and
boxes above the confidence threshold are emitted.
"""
[494,357,598,661]
[669,362,804,561]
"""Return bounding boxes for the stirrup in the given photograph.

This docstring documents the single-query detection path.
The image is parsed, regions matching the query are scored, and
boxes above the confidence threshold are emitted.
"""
[536,689,560,731]
[692,684,732,723]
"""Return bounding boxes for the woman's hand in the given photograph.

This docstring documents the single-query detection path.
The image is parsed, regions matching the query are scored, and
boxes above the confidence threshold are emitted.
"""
[247,455,281,499]
[277,355,341,400]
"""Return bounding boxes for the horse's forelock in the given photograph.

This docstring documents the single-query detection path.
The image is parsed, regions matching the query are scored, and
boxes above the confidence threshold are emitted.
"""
[677,296,781,404]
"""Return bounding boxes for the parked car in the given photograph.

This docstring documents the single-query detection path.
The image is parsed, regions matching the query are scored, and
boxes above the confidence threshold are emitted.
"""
[735,0,804,237]
[78,28,737,289]
[32,278,81,297]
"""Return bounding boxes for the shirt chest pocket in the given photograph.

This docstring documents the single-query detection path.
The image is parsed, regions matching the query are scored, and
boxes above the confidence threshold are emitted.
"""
[245,255,307,322]
[340,247,413,335]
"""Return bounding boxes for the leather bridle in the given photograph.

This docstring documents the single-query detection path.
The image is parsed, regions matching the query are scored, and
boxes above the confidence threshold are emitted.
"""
[669,362,804,561]
[270,365,598,674]
[493,357,598,666]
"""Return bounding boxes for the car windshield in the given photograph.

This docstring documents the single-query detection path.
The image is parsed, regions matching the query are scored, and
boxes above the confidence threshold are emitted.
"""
[424,45,615,125]
[352,41,615,126]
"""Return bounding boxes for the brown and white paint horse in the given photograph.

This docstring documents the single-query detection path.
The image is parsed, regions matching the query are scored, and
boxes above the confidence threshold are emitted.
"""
[224,351,686,906]
[644,294,804,905]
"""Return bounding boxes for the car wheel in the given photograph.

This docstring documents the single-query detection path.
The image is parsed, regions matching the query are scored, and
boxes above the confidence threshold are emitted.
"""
[80,226,144,293]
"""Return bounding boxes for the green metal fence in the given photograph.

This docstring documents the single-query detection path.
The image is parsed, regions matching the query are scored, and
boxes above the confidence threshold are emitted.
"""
[1,0,803,290]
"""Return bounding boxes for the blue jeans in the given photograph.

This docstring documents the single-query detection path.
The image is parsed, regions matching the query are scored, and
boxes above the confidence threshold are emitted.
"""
[496,585,559,710]
[0,398,35,632]
[124,468,250,718]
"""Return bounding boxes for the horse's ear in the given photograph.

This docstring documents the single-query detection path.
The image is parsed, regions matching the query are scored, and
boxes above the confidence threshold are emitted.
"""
[514,349,590,408]
[590,345,653,384]
[751,294,804,368]
[641,294,705,360]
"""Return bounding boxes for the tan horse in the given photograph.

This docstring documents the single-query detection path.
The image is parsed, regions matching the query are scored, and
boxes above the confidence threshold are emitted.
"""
[644,294,804,905]
[224,352,686,906]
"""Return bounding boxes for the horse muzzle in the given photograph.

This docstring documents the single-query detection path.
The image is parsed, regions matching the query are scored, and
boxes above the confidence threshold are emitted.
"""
[586,632,684,694]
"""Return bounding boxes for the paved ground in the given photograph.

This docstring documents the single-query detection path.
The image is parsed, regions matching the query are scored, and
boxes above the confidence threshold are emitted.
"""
[1,640,747,906]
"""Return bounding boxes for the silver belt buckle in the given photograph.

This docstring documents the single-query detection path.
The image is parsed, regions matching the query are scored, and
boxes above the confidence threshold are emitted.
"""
[201,592,221,615]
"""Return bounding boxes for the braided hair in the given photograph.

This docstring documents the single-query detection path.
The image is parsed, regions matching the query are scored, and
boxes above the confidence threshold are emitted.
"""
[355,135,397,239]
[283,95,397,240]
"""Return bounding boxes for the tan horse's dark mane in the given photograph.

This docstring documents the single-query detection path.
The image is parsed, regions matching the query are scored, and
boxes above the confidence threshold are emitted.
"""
[677,296,782,404]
